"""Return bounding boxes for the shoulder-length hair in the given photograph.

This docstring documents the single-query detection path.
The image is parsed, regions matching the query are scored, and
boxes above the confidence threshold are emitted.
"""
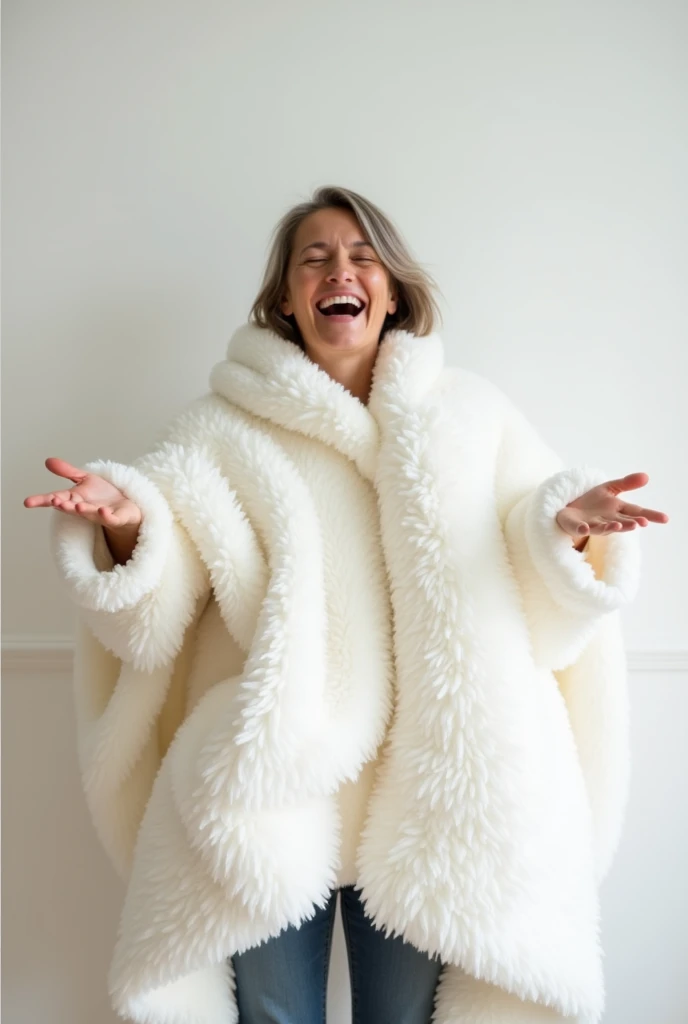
[249,185,443,347]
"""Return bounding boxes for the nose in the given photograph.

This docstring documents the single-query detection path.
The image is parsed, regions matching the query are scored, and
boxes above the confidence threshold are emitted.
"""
[326,249,354,283]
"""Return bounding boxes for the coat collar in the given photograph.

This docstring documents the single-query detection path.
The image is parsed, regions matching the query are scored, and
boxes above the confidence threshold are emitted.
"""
[208,322,446,482]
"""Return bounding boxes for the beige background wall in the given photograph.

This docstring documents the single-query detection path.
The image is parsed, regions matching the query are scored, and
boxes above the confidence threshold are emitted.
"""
[3,0,686,1021]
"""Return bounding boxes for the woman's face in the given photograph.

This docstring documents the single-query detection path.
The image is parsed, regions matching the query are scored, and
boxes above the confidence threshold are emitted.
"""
[280,207,398,356]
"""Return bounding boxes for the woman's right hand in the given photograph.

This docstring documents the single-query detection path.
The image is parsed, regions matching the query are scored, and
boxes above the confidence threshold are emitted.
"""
[24,458,142,532]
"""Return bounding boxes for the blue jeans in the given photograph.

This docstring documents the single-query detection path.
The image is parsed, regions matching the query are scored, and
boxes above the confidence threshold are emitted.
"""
[231,884,443,1023]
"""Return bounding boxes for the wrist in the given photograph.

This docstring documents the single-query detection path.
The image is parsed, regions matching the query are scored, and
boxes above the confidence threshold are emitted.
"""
[103,522,141,565]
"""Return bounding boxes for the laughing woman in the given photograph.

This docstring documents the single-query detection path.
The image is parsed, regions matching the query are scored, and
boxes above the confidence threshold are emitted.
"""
[26,185,668,1024]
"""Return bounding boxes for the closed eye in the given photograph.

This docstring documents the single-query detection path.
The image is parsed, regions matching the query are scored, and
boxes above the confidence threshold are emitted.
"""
[304,256,375,265]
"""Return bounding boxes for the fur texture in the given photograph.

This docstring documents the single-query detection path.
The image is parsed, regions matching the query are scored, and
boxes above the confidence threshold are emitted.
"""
[50,323,641,1023]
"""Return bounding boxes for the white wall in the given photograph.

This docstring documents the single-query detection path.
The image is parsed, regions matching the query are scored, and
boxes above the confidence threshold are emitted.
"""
[3,0,686,1021]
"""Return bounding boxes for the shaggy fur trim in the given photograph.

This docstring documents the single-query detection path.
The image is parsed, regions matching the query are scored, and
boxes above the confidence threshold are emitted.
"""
[50,459,210,672]
[523,467,642,616]
[210,325,381,481]
[502,466,641,671]
[433,967,597,1023]
[50,459,175,612]
[357,337,605,1022]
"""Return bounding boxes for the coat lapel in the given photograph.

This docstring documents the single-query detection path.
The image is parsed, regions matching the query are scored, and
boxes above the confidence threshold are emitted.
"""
[208,322,446,481]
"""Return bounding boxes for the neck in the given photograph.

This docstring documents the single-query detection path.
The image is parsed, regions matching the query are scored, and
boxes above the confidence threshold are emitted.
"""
[303,341,380,406]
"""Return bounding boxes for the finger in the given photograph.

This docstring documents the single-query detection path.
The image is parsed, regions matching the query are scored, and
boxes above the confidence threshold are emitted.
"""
[52,499,125,526]
[620,502,669,524]
[24,488,80,508]
[49,489,86,507]
[614,513,648,527]
[636,508,669,524]
[604,472,649,496]
[52,497,96,513]
[89,504,120,522]
[88,504,122,524]
[557,508,588,537]
[44,457,87,483]
[588,517,625,534]
[24,493,57,508]
[94,507,140,528]
[57,497,113,519]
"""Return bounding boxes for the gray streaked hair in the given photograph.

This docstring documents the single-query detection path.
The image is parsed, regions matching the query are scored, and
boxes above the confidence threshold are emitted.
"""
[249,185,443,347]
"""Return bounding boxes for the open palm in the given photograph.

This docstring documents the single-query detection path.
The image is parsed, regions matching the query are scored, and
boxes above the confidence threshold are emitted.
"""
[556,471,669,539]
[24,457,142,529]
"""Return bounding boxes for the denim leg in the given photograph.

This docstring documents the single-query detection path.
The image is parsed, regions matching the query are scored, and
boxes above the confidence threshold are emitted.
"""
[340,884,443,1024]
[230,890,338,1024]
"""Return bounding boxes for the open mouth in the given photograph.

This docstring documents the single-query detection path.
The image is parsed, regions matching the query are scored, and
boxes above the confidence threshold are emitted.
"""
[315,297,366,320]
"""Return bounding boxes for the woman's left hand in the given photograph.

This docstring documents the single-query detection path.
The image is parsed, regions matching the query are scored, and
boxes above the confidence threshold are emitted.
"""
[556,471,670,547]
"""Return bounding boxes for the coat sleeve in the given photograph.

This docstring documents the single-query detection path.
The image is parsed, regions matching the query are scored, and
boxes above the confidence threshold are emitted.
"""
[494,395,641,671]
[48,399,268,879]
[49,448,211,674]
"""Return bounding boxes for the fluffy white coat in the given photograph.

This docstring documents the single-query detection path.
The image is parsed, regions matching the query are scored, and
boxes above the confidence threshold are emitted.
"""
[51,323,641,1024]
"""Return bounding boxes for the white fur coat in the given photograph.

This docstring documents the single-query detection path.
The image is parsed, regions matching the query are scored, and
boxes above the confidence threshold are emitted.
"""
[51,323,641,1024]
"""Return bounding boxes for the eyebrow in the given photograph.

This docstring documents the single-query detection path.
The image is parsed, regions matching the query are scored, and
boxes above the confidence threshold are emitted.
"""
[299,240,375,256]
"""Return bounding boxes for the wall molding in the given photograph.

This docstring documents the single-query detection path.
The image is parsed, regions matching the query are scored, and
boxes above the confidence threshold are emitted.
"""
[2,637,76,673]
[2,636,687,675]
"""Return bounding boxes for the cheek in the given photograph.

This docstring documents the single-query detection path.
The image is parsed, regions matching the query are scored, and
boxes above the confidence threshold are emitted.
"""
[290,272,318,310]
[365,269,392,305]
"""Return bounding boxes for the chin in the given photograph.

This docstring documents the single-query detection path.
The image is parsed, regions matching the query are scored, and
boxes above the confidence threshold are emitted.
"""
[311,323,381,351]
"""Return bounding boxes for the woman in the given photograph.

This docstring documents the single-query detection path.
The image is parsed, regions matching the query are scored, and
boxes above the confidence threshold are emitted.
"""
[26,185,668,1024]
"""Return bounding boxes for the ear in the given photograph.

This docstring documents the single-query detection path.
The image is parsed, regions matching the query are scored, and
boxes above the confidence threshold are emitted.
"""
[387,291,398,315]
[280,293,293,316]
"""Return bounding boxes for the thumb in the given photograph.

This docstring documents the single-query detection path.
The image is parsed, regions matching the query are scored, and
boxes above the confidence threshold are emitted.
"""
[557,507,589,537]
[44,457,87,483]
